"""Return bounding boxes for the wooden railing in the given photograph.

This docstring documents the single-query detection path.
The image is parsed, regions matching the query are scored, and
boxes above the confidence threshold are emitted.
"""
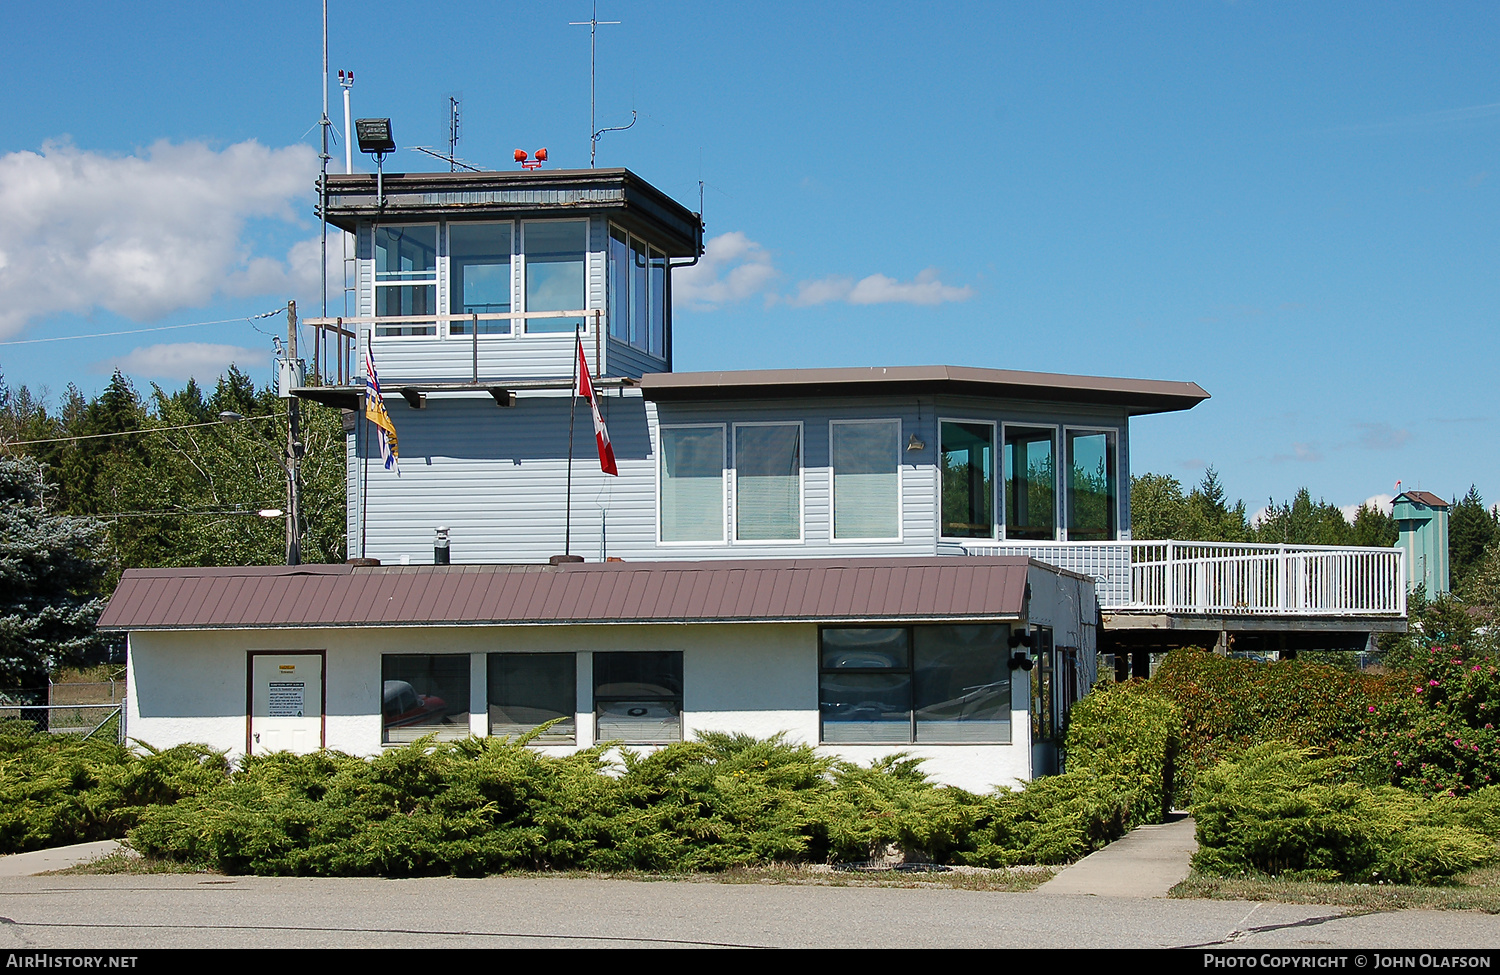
[963,540,1406,616]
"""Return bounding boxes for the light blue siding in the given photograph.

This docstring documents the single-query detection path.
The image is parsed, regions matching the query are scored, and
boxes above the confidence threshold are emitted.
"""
[343,389,1134,565]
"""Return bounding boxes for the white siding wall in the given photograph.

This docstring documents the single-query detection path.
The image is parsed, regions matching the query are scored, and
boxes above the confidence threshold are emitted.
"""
[127,622,1034,793]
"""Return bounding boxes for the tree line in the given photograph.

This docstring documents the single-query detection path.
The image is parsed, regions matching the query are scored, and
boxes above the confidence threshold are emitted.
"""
[0,368,347,685]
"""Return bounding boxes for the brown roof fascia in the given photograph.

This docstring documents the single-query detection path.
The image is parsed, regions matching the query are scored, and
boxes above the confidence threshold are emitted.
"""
[322,168,701,256]
[1396,490,1449,509]
[640,365,1209,416]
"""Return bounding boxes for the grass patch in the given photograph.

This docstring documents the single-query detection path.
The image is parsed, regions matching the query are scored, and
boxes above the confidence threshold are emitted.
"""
[48,848,209,876]
[1170,866,1500,914]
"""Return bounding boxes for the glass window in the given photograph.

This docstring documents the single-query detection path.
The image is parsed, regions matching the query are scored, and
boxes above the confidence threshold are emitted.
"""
[382,654,470,744]
[831,420,900,540]
[913,626,1011,743]
[608,227,630,343]
[632,239,649,350]
[449,224,512,335]
[734,424,802,541]
[607,229,668,360]
[1004,427,1056,540]
[819,626,1011,745]
[488,653,575,743]
[374,226,438,336]
[819,628,911,744]
[1066,429,1117,541]
[1030,627,1057,743]
[594,652,683,744]
[524,221,587,333]
[660,426,725,542]
[940,421,994,539]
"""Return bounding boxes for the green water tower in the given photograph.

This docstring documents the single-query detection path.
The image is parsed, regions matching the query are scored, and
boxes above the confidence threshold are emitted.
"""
[1393,491,1450,596]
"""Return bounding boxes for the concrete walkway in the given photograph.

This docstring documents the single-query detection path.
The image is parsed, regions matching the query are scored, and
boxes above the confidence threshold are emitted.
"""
[0,840,125,877]
[1036,813,1198,897]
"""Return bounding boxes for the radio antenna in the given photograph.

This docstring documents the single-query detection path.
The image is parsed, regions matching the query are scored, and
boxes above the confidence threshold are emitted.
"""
[447,93,462,171]
[569,1,622,168]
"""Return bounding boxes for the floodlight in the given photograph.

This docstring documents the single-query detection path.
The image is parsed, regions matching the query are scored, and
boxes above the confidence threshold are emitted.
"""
[355,118,395,155]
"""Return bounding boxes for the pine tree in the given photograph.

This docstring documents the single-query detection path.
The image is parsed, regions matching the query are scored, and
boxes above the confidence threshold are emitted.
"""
[0,457,108,687]
[1448,486,1498,592]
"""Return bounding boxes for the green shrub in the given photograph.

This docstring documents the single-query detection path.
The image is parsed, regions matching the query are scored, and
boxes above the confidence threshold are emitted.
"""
[1150,649,1400,801]
[1064,679,1181,823]
[1191,742,1498,885]
[963,770,1133,866]
[1364,647,1500,797]
[959,681,1181,868]
[0,726,227,854]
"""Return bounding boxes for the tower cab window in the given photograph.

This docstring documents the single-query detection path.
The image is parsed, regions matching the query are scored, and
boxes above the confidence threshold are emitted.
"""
[608,226,666,357]
[374,226,438,336]
[523,221,587,333]
[449,223,513,335]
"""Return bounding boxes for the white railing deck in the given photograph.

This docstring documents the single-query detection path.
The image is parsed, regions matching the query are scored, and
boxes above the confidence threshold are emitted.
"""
[964,540,1406,616]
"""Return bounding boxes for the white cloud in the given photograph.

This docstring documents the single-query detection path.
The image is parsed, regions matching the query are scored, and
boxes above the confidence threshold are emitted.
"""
[675,232,974,311]
[850,269,974,306]
[788,268,974,308]
[1339,493,1395,524]
[94,342,269,382]
[672,232,779,309]
[0,139,319,338]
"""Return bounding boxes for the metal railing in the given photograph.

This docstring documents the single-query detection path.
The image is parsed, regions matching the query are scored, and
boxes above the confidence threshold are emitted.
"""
[964,540,1406,616]
[302,309,602,388]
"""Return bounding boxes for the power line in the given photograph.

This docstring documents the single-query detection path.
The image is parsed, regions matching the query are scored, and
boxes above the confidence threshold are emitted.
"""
[0,307,288,348]
[1,413,281,448]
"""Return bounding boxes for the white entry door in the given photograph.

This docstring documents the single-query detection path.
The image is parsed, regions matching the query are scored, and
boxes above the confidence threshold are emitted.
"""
[249,653,325,755]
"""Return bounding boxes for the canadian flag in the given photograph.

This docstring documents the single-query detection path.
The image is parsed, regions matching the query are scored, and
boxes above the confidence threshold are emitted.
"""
[575,338,619,476]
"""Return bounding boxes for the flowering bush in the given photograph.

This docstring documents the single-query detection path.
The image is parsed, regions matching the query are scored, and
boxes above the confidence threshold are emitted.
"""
[1364,646,1500,797]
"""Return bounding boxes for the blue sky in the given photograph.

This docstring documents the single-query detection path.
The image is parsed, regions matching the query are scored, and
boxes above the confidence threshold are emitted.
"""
[0,1,1495,517]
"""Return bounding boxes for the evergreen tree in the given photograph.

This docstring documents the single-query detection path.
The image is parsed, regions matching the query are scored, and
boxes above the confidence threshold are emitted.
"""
[1255,488,1352,546]
[1127,472,1187,539]
[0,457,108,687]
[1349,502,1398,548]
[1448,486,1498,592]
[1184,468,1251,542]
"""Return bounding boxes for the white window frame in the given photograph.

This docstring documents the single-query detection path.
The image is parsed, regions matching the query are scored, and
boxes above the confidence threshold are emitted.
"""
[732,420,805,545]
[1061,425,1121,542]
[1000,422,1062,542]
[828,418,903,544]
[937,417,997,542]
[656,423,728,546]
[371,223,441,340]
[445,220,516,341]
[519,218,592,336]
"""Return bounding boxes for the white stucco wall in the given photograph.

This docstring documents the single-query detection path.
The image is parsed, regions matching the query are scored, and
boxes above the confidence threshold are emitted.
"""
[127,620,1036,793]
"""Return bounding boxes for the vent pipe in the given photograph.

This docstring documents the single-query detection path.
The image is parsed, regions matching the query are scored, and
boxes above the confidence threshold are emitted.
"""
[434,526,451,565]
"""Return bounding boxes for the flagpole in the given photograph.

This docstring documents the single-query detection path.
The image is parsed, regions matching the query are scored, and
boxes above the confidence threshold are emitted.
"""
[566,326,580,557]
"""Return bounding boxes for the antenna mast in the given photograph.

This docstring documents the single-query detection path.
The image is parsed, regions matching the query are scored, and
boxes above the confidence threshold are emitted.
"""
[570,1,621,168]
[447,94,462,171]
[319,0,332,322]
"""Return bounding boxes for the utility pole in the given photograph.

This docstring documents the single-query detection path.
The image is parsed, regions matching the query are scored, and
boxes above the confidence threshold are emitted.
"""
[286,300,303,566]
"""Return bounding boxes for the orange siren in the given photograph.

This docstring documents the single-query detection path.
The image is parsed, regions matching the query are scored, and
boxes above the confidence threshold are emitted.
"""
[535,148,548,161]
[514,149,528,162]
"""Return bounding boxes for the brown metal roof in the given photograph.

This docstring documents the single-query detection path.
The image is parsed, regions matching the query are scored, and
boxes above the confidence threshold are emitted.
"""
[98,557,1035,632]
[639,365,1209,416]
[1396,491,1449,509]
